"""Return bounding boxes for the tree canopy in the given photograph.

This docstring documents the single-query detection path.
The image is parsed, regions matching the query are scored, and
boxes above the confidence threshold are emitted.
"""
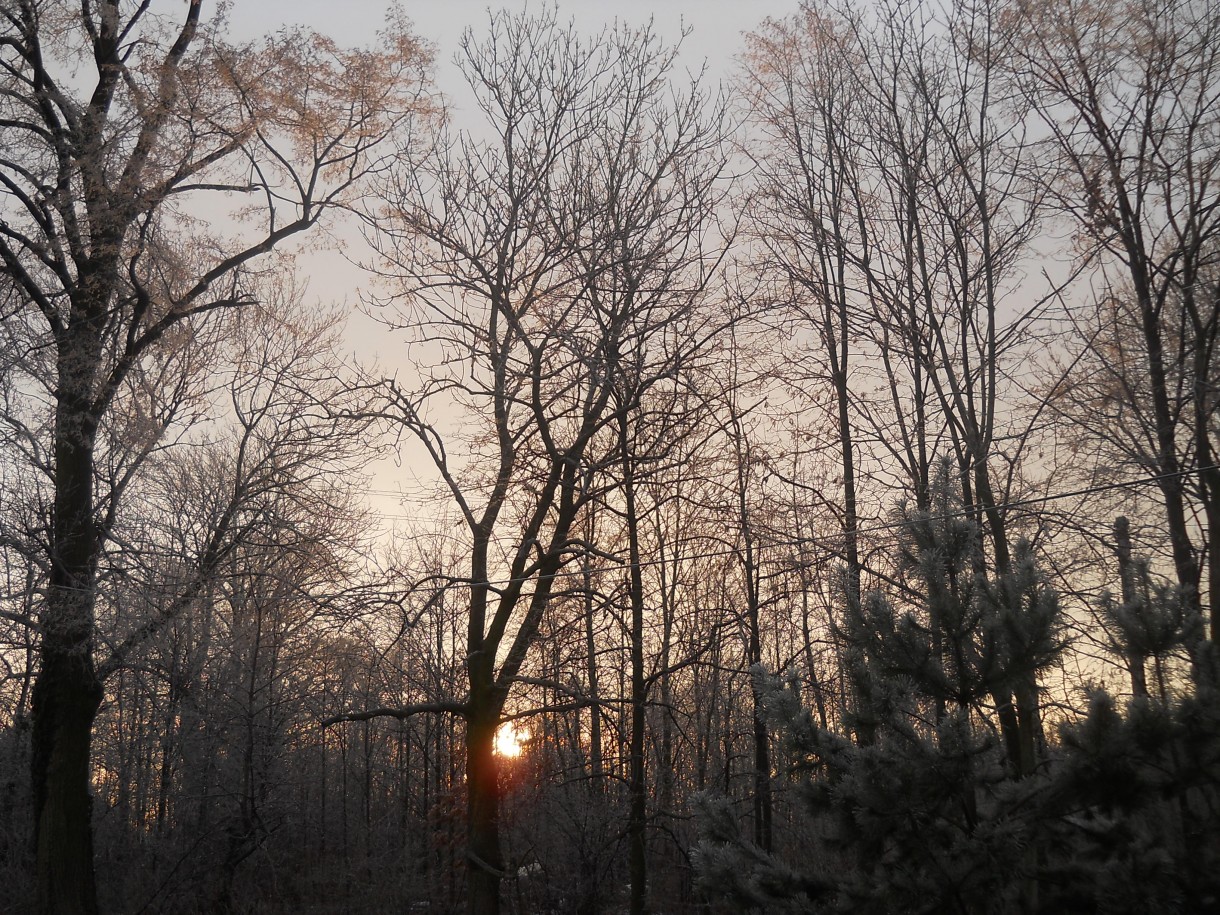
[0,1,1217,913]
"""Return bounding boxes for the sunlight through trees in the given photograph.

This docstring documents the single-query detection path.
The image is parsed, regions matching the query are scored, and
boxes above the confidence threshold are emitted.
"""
[1,1,1217,913]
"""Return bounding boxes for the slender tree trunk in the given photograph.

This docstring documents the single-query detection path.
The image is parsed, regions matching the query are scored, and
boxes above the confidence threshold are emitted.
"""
[746,566,773,850]
[584,555,604,783]
[826,284,867,748]
[1114,516,1149,698]
[658,590,675,819]
[724,400,774,853]
[745,571,772,853]
[1131,253,1206,637]
[1192,331,1220,647]
[798,583,829,731]
[620,414,649,915]
[974,459,1041,780]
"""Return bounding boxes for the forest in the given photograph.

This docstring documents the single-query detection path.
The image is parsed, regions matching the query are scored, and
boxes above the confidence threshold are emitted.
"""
[0,0,1218,913]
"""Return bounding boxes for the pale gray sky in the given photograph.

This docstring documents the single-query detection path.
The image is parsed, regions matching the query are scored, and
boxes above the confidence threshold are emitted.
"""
[228,1,798,83]
[228,2,801,141]
[219,2,801,515]
[219,0,797,338]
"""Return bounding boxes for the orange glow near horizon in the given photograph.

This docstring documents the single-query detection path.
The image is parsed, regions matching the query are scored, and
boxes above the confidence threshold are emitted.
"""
[494,722,528,758]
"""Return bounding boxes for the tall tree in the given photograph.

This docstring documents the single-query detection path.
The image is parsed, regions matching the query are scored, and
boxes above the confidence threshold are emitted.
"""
[740,3,875,745]
[353,11,726,912]
[1004,0,1220,659]
[0,3,431,911]
[744,0,1046,774]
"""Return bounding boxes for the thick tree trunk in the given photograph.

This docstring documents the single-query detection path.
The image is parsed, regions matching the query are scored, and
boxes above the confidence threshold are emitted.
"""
[33,378,103,915]
[31,644,102,915]
[465,712,503,915]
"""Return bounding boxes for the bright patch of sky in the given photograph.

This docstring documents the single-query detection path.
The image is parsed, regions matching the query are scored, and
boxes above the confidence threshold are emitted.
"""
[220,0,795,333]
[227,1,798,79]
[217,1,799,516]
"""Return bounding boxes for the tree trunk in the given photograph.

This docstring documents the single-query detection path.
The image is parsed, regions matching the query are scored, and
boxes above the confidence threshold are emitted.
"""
[1125,232,1207,642]
[745,553,772,853]
[31,644,102,915]
[32,361,103,915]
[1192,329,1220,649]
[1114,516,1149,698]
[584,557,604,783]
[620,415,649,915]
[465,711,503,915]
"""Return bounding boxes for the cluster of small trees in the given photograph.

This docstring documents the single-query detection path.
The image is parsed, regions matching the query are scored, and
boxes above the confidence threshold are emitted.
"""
[0,1,1216,913]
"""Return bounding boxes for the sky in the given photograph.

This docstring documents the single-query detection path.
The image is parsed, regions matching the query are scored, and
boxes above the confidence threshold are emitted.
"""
[228,1,799,80]
[220,0,799,336]
[227,0,801,135]
[218,1,803,519]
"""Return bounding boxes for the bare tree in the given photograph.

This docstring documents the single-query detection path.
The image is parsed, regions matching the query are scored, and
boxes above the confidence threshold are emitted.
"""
[741,3,875,746]
[347,10,727,912]
[0,3,432,910]
[744,0,1047,780]
[77,291,390,911]
[1004,0,1220,664]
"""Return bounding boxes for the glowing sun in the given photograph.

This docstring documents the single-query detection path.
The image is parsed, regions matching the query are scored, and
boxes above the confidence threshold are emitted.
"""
[494,722,529,758]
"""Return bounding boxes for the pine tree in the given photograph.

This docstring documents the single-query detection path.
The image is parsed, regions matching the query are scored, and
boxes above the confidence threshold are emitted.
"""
[1038,585,1220,912]
[696,475,1065,913]
[696,481,1220,913]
